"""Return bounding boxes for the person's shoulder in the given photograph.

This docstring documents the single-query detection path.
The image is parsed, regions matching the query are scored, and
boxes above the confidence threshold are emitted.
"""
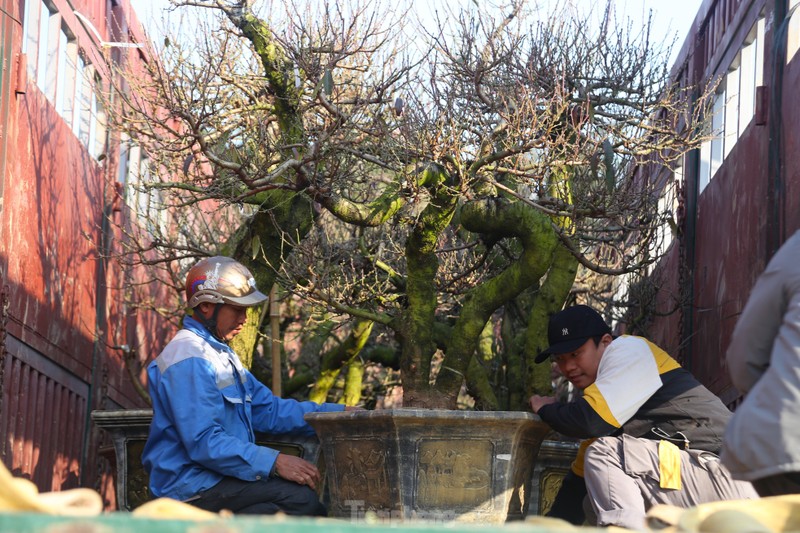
[771,230,800,271]
[611,335,684,374]
[155,329,215,372]
[174,327,208,345]
[156,329,203,355]
[612,334,670,351]
[602,336,663,369]
[607,335,650,353]
[599,336,641,370]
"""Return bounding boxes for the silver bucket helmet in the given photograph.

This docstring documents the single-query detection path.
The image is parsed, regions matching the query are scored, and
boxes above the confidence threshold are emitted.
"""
[185,256,268,308]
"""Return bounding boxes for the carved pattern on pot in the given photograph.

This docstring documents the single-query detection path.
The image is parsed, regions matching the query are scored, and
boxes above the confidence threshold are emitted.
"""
[415,439,492,510]
[539,470,567,516]
[333,438,393,509]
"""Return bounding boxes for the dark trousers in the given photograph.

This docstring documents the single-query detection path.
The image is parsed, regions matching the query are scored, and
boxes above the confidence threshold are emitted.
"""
[752,472,800,497]
[546,470,587,525]
[191,476,327,516]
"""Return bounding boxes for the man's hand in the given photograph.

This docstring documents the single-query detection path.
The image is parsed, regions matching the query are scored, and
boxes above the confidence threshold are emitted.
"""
[273,454,321,490]
[344,405,365,411]
[529,394,557,413]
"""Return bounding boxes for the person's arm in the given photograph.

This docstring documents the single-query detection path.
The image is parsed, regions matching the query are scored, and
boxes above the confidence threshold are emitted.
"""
[158,358,278,480]
[536,398,617,438]
[248,373,345,436]
[536,336,663,438]
[727,232,800,393]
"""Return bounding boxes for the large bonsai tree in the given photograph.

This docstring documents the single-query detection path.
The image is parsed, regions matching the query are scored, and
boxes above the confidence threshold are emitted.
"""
[107,0,709,409]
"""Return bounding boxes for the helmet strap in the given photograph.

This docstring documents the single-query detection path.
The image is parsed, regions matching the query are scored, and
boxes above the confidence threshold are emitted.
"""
[194,303,227,344]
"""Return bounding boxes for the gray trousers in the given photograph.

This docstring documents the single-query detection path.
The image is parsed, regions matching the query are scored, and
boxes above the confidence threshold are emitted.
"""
[583,435,758,531]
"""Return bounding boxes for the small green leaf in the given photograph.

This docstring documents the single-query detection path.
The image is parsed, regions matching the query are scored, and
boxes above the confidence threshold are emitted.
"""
[322,70,334,95]
[250,234,261,260]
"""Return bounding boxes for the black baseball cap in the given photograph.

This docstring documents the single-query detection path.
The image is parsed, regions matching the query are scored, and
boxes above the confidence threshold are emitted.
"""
[534,305,612,363]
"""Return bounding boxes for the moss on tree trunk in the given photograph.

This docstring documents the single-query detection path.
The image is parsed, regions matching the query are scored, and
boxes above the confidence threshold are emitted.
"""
[309,319,374,403]
[523,242,578,396]
[396,166,459,408]
[434,198,559,407]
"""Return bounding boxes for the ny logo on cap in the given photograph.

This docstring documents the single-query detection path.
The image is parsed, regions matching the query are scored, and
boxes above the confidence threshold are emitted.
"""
[562,327,569,336]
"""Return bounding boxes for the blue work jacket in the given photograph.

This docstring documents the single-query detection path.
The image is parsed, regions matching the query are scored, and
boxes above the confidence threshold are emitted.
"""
[142,316,344,501]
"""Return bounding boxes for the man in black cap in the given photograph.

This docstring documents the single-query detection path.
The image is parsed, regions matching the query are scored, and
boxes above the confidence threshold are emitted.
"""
[529,305,756,530]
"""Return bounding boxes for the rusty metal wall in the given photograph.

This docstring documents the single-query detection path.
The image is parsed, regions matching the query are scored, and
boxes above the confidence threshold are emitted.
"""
[647,0,800,404]
[1,336,88,490]
[783,49,800,237]
[690,119,769,401]
[642,244,685,363]
[695,0,794,403]
[0,0,167,508]
[0,0,14,217]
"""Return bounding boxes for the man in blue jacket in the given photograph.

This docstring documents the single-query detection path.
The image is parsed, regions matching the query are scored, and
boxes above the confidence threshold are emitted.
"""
[143,256,350,516]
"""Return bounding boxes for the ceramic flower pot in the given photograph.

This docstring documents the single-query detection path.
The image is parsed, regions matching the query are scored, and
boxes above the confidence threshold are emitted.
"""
[305,409,551,523]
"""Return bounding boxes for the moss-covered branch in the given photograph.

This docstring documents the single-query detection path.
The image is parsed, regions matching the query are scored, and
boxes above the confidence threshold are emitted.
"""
[319,187,407,227]
[523,243,578,396]
[435,198,558,406]
[466,321,500,410]
[342,358,364,406]
[226,191,316,366]
[225,10,303,142]
[394,165,459,408]
[309,319,374,403]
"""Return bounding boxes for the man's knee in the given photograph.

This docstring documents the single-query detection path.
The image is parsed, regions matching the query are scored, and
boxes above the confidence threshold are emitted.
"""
[584,436,623,471]
[281,484,327,516]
